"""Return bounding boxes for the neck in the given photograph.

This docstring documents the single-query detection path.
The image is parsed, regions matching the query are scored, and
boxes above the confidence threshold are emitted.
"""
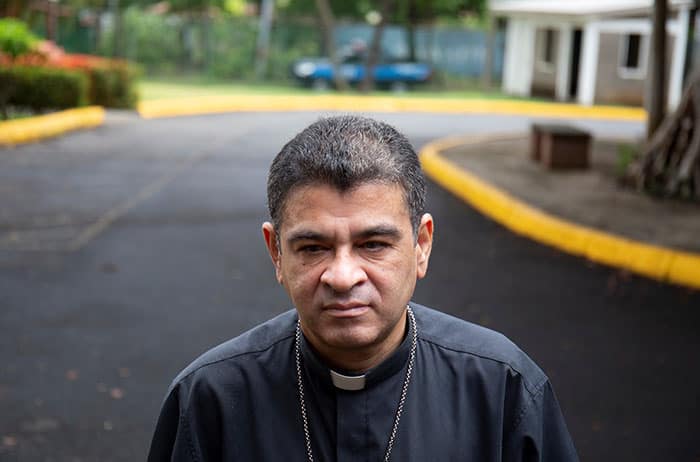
[305,311,408,373]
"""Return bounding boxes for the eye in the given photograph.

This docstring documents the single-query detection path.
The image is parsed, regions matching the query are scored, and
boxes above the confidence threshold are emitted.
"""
[298,244,327,254]
[361,241,390,251]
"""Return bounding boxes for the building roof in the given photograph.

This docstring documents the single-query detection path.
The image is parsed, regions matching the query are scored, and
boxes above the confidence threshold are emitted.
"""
[490,0,694,17]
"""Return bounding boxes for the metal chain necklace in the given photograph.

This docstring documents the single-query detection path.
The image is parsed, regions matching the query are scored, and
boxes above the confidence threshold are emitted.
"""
[294,306,418,462]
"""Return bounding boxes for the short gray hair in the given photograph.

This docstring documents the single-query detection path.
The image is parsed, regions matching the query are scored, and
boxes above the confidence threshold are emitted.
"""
[267,115,426,235]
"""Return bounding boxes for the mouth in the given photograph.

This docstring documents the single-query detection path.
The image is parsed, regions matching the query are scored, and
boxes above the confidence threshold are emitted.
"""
[322,303,370,318]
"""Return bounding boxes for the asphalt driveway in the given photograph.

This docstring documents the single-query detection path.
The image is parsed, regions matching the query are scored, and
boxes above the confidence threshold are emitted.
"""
[0,111,697,462]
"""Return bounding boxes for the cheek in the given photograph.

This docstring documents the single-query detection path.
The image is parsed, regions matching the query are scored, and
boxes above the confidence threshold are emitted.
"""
[283,263,323,299]
[371,255,417,292]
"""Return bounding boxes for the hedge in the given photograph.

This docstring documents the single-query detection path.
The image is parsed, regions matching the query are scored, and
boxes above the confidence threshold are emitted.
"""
[58,54,140,109]
[0,66,88,114]
[88,62,140,109]
[0,61,139,118]
[0,18,138,115]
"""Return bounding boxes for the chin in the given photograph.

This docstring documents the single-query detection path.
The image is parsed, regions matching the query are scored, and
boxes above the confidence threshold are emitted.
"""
[322,326,383,350]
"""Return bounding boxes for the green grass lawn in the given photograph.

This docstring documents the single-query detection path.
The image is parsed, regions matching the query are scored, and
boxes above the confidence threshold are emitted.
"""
[1,107,39,121]
[138,77,313,100]
[138,75,517,102]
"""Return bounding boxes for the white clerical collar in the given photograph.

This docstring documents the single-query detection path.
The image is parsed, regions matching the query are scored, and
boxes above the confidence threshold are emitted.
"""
[330,370,366,391]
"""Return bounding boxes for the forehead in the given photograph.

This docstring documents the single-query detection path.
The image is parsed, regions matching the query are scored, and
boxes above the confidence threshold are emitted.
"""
[278,182,411,234]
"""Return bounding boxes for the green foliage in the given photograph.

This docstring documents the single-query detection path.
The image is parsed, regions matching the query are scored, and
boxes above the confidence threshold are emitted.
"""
[0,18,40,59]
[429,0,487,17]
[100,8,184,73]
[0,66,88,114]
[206,16,257,78]
[89,62,141,108]
[276,0,373,20]
[224,0,248,15]
[101,0,488,83]
[617,143,640,178]
[267,21,320,81]
[275,0,487,22]
[99,9,259,79]
[166,0,226,13]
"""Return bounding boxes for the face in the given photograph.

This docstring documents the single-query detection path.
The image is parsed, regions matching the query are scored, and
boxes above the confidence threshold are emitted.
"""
[262,182,433,368]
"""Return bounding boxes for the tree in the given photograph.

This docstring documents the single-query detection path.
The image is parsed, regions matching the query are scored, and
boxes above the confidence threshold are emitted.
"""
[314,0,348,91]
[647,0,667,139]
[277,0,486,92]
[0,0,26,17]
[0,17,40,58]
[360,0,486,92]
[636,71,700,199]
[403,0,486,62]
[634,0,700,200]
[359,0,393,92]
[254,0,274,78]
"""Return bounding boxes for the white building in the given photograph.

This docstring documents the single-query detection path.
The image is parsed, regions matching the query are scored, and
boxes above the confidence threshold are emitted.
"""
[491,0,695,108]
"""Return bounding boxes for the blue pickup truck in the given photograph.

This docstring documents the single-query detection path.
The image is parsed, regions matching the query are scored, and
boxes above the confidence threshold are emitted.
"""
[291,56,433,91]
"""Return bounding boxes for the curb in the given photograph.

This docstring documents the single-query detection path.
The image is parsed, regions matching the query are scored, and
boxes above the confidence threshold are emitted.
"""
[138,94,647,121]
[0,106,105,147]
[419,135,700,290]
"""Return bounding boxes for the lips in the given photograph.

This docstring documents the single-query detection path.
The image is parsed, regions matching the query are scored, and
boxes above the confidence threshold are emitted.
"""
[322,303,370,318]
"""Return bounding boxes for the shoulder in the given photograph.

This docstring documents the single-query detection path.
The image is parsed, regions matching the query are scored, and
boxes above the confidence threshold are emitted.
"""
[411,302,547,393]
[168,309,297,392]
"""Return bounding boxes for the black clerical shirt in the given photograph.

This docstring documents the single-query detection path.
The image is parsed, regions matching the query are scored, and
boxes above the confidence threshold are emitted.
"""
[148,303,578,461]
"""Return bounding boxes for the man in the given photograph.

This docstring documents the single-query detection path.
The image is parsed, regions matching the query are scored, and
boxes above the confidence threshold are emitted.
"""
[148,115,578,461]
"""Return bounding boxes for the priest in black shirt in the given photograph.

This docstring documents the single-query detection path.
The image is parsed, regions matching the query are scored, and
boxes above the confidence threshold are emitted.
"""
[148,115,579,462]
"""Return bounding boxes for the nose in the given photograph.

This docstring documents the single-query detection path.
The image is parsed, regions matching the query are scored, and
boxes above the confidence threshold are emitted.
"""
[320,249,367,293]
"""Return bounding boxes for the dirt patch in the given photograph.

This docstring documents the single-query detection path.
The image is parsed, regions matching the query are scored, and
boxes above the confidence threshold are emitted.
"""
[441,135,700,252]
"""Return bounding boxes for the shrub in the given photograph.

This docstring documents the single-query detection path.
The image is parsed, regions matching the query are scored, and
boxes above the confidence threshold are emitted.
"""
[616,143,641,188]
[98,8,184,74]
[54,54,141,108]
[0,18,40,59]
[206,17,257,79]
[0,66,88,114]
[91,61,140,108]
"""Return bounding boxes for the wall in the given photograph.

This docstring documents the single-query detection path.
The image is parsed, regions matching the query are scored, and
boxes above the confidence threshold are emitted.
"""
[530,27,557,98]
[595,32,675,106]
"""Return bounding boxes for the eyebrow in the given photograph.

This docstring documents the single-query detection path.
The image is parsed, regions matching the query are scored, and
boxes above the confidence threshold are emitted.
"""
[286,230,326,245]
[356,225,402,240]
[286,224,402,246]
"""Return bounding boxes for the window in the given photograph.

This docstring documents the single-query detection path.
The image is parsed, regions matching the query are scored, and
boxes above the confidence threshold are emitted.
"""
[622,33,641,69]
[536,28,556,72]
[618,32,647,79]
[542,28,555,65]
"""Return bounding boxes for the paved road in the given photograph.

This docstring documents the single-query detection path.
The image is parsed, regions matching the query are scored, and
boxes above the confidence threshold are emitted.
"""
[0,111,698,462]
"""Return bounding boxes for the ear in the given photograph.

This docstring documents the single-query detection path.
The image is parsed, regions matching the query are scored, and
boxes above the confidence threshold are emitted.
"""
[262,222,284,285]
[415,213,434,279]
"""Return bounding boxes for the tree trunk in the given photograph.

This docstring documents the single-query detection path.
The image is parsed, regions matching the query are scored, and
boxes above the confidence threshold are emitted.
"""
[93,8,102,54]
[481,17,495,89]
[201,9,211,71]
[108,0,123,58]
[254,0,274,79]
[636,71,700,200]
[682,5,697,85]
[46,0,58,41]
[406,0,417,62]
[360,0,394,93]
[647,0,667,139]
[2,0,25,17]
[314,0,348,91]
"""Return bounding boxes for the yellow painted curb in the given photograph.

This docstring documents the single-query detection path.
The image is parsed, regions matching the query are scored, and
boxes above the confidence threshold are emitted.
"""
[0,106,105,147]
[419,135,700,290]
[138,94,646,122]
